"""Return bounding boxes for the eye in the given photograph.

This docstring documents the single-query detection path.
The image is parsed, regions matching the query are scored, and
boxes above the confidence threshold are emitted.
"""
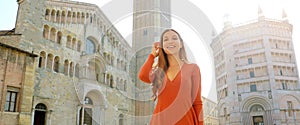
[163,38,168,42]
[172,37,178,40]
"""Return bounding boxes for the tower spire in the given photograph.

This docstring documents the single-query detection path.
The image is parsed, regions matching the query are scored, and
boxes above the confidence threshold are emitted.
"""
[282,9,288,22]
[258,5,264,21]
[223,14,232,31]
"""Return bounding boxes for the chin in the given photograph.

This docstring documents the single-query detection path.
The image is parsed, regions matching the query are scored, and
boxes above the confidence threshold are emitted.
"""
[164,48,180,55]
[165,51,178,56]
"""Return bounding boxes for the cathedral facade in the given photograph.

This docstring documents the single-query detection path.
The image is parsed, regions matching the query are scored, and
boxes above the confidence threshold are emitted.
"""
[1,0,134,125]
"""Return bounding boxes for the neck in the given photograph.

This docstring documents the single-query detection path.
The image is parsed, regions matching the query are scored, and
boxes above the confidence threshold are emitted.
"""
[167,55,182,67]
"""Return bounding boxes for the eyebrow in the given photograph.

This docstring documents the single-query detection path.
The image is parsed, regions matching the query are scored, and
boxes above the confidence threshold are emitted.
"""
[164,35,177,38]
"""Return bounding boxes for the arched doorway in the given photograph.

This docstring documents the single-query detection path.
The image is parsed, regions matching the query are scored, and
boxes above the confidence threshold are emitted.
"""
[241,97,272,125]
[78,90,106,125]
[250,105,264,125]
[33,103,47,125]
[79,97,93,125]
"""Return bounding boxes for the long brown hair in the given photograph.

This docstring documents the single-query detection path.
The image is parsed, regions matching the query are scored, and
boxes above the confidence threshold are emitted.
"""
[151,29,188,101]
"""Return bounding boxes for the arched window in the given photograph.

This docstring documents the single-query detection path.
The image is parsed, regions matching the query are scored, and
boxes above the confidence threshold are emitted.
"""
[57,31,62,44]
[56,11,61,23]
[61,11,66,23]
[66,35,72,48]
[51,9,56,22]
[72,12,76,23]
[72,38,77,50]
[86,13,89,23]
[124,62,127,71]
[103,52,107,59]
[38,51,46,68]
[77,12,81,23]
[110,76,114,88]
[81,12,85,24]
[46,54,53,70]
[43,25,49,39]
[33,103,47,125]
[54,56,60,73]
[67,11,72,23]
[106,74,110,85]
[64,60,69,75]
[69,62,74,77]
[90,16,93,24]
[85,38,96,54]
[45,9,50,20]
[119,114,124,125]
[50,28,56,42]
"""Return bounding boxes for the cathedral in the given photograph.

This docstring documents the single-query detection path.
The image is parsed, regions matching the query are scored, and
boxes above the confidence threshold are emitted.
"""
[1,0,133,124]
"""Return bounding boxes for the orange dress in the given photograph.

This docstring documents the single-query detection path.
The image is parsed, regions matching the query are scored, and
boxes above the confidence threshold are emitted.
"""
[139,54,204,125]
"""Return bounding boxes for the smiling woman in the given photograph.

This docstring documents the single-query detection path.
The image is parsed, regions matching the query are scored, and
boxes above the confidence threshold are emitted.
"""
[139,29,204,125]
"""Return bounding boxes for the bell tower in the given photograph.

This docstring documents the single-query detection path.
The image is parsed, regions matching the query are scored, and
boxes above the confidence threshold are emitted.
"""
[131,0,171,124]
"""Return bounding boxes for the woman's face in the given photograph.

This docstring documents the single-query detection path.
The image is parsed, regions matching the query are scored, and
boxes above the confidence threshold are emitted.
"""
[162,31,182,56]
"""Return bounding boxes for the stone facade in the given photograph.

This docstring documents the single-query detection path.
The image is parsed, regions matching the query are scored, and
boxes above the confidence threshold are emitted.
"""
[202,97,218,125]
[211,9,300,125]
[1,0,134,125]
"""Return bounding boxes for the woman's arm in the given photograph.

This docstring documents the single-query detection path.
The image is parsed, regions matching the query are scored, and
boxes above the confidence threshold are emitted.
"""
[138,42,160,83]
[138,54,155,83]
[191,64,204,125]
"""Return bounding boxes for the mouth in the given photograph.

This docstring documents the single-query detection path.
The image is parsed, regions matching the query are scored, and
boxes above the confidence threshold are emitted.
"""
[166,45,176,49]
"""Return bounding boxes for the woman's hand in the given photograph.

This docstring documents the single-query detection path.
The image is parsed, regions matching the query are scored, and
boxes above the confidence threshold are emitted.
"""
[151,42,160,57]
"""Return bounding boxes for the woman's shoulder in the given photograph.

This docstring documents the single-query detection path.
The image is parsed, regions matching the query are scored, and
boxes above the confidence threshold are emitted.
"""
[183,62,200,71]
[184,61,198,67]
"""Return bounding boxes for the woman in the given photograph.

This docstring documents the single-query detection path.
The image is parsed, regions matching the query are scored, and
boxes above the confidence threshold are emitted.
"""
[139,29,204,125]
